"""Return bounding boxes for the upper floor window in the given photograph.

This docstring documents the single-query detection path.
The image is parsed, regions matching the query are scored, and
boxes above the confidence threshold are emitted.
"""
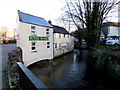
[66,42,68,45]
[31,26,36,34]
[47,42,50,48]
[59,34,61,39]
[59,43,61,48]
[31,42,36,51]
[68,35,69,38]
[64,34,65,38]
[54,43,57,48]
[46,29,49,35]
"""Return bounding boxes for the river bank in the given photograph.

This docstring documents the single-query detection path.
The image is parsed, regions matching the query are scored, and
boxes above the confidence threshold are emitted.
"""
[90,46,120,80]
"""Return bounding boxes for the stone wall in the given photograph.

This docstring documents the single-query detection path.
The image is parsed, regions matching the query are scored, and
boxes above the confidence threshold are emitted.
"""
[8,47,22,88]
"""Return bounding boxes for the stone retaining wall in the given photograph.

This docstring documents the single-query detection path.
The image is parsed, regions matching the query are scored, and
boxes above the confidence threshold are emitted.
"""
[8,47,22,88]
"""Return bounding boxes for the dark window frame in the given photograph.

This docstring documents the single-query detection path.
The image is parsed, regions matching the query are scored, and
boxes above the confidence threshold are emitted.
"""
[59,43,61,48]
[47,42,50,48]
[46,29,50,35]
[68,35,69,38]
[59,34,61,39]
[64,34,65,37]
[54,43,57,48]
[31,42,36,51]
[31,26,36,34]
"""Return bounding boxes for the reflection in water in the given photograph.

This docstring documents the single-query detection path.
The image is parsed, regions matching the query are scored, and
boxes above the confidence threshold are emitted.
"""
[29,49,120,89]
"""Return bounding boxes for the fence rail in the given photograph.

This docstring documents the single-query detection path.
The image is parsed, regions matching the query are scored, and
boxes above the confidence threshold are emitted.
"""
[17,62,48,90]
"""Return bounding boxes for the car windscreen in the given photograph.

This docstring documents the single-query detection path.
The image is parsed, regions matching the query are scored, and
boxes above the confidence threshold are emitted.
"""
[107,38,117,40]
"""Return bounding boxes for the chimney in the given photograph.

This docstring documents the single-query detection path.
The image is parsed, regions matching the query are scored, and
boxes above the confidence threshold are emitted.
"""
[18,10,22,21]
[48,20,52,25]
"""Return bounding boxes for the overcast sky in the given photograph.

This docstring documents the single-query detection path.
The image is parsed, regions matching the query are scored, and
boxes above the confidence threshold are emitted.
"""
[0,0,119,31]
[0,0,66,30]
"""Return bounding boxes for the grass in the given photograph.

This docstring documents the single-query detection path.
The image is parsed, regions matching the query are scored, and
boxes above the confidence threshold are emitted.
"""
[3,66,10,89]
[92,46,120,80]
[49,60,59,66]
[107,64,120,80]
[4,66,9,74]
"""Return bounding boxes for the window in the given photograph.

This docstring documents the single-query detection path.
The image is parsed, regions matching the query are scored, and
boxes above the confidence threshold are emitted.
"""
[64,46,67,49]
[31,26,36,34]
[64,34,65,38]
[46,29,49,31]
[59,34,61,39]
[47,42,50,48]
[31,42,36,51]
[54,43,57,48]
[66,42,68,45]
[59,43,61,48]
[46,29,49,35]
[68,35,69,38]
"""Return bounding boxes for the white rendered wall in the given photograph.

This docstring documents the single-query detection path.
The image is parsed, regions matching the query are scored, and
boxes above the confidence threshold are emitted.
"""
[108,26,119,36]
[53,33,74,57]
[17,22,53,66]
[118,27,120,36]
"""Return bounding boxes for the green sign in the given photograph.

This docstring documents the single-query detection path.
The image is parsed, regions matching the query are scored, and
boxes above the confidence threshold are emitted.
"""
[29,36,49,41]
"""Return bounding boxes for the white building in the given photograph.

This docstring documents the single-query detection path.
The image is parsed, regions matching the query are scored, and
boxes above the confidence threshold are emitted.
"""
[52,24,74,57]
[108,26,120,37]
[17,11,74,66]
[101,22,120,38]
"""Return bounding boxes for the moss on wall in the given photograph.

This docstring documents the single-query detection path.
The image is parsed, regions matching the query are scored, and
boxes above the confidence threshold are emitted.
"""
[8,47,22,89]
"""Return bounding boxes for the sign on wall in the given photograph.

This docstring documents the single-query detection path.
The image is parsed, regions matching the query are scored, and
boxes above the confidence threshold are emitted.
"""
[29,36,49,41]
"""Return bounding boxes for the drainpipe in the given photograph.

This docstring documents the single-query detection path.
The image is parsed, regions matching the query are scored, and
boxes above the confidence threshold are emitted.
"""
[53,31,54,58]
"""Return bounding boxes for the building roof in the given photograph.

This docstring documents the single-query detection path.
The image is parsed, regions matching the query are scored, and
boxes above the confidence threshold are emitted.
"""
[52,25,69,34]
[102,22,120,27]
[18,11,53,28]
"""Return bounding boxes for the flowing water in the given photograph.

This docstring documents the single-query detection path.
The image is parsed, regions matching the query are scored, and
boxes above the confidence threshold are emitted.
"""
[29,49,120,89]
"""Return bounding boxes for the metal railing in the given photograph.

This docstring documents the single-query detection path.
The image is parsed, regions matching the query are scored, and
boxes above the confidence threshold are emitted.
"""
[17,62,48,90]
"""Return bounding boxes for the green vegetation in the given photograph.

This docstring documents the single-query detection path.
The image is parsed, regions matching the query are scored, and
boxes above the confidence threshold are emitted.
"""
[4,66,9,74]
[49,60,59,66]
[91,46,120,80]
[107,63,120,80]
[3,66,10,89]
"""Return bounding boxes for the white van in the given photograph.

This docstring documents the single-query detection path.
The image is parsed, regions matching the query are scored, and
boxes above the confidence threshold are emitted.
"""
[106,37,120,46]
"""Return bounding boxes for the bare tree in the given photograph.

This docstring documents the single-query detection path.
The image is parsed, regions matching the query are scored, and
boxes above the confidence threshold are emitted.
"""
[61,0,119,48]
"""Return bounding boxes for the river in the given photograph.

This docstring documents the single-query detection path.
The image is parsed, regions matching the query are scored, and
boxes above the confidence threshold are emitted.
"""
[29,49,120,89]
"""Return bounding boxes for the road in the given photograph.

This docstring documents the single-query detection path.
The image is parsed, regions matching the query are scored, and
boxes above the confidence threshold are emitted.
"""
[0,44,17,89]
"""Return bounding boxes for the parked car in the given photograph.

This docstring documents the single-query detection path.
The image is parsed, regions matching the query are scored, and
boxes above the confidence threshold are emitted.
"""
[106,37,120,46]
